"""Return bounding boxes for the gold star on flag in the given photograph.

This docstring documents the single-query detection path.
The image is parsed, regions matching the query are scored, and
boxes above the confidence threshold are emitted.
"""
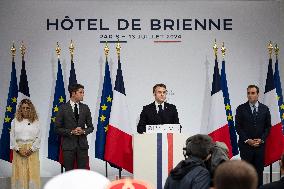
[282,113,284,120]
[227,113,233,121]
[51,117,56,122]
[107,95,112,102]
[54,105,59,112]
[104,125,109,132]
[280,104,284,110]
[4,116,11,123]
[225,104,231,110]
[11,97,17,103]
[101,104,107,111]
[59,96,65,103]
[277,96,280,100]
[100,115,106,122]
[6,105,12,112]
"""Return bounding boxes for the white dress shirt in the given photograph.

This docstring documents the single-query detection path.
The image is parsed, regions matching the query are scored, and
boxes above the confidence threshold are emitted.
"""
[155,101,165,113]
[70,100,79,113]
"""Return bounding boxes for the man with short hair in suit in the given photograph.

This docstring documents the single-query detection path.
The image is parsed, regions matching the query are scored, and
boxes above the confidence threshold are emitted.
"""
[137,83,179,134]
[260,153,284,189]
[55,83,94,171]
[235,84,271,187]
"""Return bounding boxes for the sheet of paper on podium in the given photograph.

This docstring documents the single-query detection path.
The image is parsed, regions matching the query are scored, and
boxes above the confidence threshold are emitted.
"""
[146,124,182,133]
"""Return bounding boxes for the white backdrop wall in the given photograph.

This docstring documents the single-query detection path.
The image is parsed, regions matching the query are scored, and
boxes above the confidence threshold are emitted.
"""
[0,0,283,177]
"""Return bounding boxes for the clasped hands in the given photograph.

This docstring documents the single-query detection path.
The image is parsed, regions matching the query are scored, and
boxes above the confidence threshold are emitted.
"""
[71,127,84,135]
[17,148,33,157]
[247,139,262,147]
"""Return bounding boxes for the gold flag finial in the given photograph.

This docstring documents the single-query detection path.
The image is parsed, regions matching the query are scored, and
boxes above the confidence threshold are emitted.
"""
[20,41,26,59]
[11,42,16,59]
[56,42,61,58]
[104,42,109,58]
[213,39,218,59]
[69,40,75,61]
[274,44,279,59]
[268,41,273,59]
[116,40,121,58]
[221,42,226,58]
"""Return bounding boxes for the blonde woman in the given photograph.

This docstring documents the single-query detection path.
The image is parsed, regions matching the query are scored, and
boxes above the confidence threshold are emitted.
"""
[10,99,41,189]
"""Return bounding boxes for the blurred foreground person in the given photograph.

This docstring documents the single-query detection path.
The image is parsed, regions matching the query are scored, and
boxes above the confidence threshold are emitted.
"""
[164,134,213,189]
[44,169,110,189]
[214,160,258,189]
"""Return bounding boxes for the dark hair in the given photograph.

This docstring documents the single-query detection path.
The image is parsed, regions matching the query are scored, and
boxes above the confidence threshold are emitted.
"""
[185,134,213,160]
[153,83,166,93]
[214,160,258,189]
[68,83,84,97]
[247,85,259,94]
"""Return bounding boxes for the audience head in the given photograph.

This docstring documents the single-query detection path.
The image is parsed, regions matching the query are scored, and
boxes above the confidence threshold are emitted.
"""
[214,160,258,189]
[44,169,110,189]
[184,134,213,160]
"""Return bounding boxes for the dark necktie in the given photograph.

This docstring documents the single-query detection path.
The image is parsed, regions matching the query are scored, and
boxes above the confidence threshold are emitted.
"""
[74,103,79,122]
[158,104,163,115]
[252,105,257,123]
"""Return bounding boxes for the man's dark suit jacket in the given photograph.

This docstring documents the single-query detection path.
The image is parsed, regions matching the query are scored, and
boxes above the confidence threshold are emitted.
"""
[137,102,179,134]
[235,101,271,187]
[235,101,271,147]
[260,177,284,189]
[55,101,94,150]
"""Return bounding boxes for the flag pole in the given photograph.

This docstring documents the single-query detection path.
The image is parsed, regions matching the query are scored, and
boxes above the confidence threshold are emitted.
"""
[69,39,74,62]
[116,40,123,179]
[56,42,65,173]
[11,42,16,62]
[274,43,282,180]
[268,41,274,183]
[104,42,110,177]
[213,39,218,60]
[20,41,26,61]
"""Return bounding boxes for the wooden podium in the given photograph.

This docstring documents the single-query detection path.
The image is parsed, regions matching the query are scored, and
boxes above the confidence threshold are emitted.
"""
[133,124,187,189]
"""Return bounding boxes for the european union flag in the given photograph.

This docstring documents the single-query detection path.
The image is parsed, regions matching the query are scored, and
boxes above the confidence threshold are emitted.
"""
[221,60,239,156]
[48,59,66,162]
[95,59,113,160]
[0,61,18,162]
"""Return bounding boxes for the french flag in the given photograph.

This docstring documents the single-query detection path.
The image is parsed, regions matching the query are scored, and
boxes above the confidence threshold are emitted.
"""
[104,57,133,173]
[207,59,233,158]
[263,58,284,166]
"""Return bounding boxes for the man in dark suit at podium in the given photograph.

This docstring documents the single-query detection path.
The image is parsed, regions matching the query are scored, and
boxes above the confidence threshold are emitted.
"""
[260,153,284,189]
[137,83,179,134]
[235,85,271,187]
